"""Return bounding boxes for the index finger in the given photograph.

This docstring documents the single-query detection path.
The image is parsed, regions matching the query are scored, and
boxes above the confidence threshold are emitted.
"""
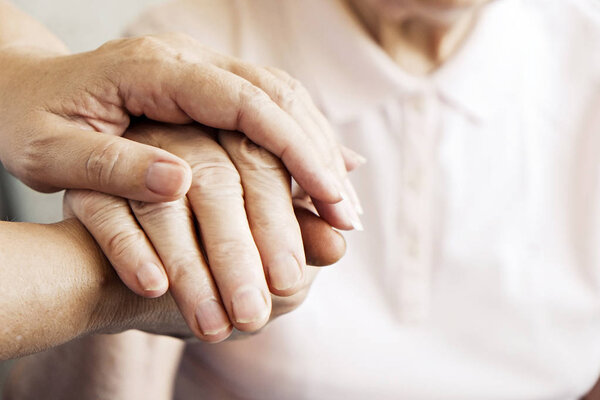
[172,64,343,204]
[114,45,342,204]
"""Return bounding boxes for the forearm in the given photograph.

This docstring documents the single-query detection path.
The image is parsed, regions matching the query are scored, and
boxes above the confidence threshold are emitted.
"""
[0,218,179,360]
[4,331,184,400]
[0,1,68,52]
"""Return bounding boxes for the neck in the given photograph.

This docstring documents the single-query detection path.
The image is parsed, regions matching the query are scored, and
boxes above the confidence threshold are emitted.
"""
[348,1,482,75]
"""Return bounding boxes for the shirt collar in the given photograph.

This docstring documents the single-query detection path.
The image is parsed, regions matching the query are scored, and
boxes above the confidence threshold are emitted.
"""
[287,0,524,124]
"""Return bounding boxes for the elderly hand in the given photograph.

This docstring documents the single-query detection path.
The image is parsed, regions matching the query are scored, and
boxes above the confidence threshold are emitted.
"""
[129,206,344,341]
[64,122,349,342]
[0,31,362,230]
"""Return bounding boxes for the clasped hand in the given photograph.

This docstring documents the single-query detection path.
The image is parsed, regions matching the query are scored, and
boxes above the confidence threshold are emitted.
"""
[0,31,365,342]
[64,122,358,342]
[0,33,362,231]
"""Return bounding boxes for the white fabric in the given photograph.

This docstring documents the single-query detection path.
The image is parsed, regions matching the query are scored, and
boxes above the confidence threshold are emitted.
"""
[127,0,600,398]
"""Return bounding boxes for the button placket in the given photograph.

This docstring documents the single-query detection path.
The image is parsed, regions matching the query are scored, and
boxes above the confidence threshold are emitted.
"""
[394,89,437,322]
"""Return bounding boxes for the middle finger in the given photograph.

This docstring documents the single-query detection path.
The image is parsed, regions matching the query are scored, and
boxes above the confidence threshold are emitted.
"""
[219,130,306,297]
[157,126,272,332]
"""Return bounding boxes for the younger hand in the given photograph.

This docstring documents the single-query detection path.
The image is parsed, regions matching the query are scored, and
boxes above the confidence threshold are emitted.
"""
[0,33,363,229]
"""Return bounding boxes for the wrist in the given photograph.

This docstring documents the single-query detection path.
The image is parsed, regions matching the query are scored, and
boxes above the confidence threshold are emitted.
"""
[57,219,189,338]
[53,219,148,337]
[53,219,127,335]
[0,48,62,121]
[58,220,187,336]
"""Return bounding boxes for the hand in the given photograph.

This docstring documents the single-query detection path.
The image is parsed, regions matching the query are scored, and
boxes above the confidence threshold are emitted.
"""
[127,206,345,341]
[64,122,347,342]
[0,33,363,229]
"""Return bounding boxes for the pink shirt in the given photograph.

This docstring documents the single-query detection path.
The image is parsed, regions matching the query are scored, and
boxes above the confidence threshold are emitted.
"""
[128,0,600,398]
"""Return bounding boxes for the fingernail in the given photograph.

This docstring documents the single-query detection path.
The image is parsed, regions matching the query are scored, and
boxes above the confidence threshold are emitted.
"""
[136,262,168,292]
[146,161,188,197]
[268,254,303,291]
[343,177,364,215]
[231,286,270,324]
[345,147,367,165]
[195,298,231,337]
[341,191,364,231]
[354,154,368,165]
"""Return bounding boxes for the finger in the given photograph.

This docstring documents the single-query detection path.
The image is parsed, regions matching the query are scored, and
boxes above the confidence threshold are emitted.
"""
[123,58,343,204]
[236,65,364,229]
[64,189,169,298]
[260,66,344,167]
[231,65,333,164]
[270,206,347,321]
[152,127,272,332]
[129,198,233,342]
[28,116,192,202]
[266,67,366,222]
[295,206,347,267]
[311,192,364,231]
[219,131,305,297]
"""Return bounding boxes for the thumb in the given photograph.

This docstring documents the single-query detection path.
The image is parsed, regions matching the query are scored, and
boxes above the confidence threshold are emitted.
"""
[27,127,192,202]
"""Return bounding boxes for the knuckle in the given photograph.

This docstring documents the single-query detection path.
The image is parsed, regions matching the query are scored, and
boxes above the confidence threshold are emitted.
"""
[96,37,127,53]
[274,86,302,112]
[130,199,192,222]
[108,36,162,58]
[240,82,269,103]
[133,35,165,52]
[207,238,257,266]
[165,250,205,277]
[106,228,147,261]
[114,35,172,62]
[70,192,147,264]
[223,133,285,172]
[155,32,197,63]
[267,67,311,99]
[85,140,127,188]
[70,190,110,219]
[236,83,275,130]
[79,196,127,232]
[239,83,271,110]
[189,159,243,198]
[285,77,310,98]
[210,238,241,256]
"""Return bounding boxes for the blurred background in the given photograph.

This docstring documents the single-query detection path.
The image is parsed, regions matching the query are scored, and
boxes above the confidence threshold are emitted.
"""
[0,0,165,396]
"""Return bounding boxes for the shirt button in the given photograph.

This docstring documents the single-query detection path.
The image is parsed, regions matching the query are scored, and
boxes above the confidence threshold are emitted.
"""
[409,94,425,113]
[405,167,422,192]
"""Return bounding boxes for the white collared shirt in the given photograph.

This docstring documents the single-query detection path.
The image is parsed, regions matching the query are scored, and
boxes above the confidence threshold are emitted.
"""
[128,0,600,398]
